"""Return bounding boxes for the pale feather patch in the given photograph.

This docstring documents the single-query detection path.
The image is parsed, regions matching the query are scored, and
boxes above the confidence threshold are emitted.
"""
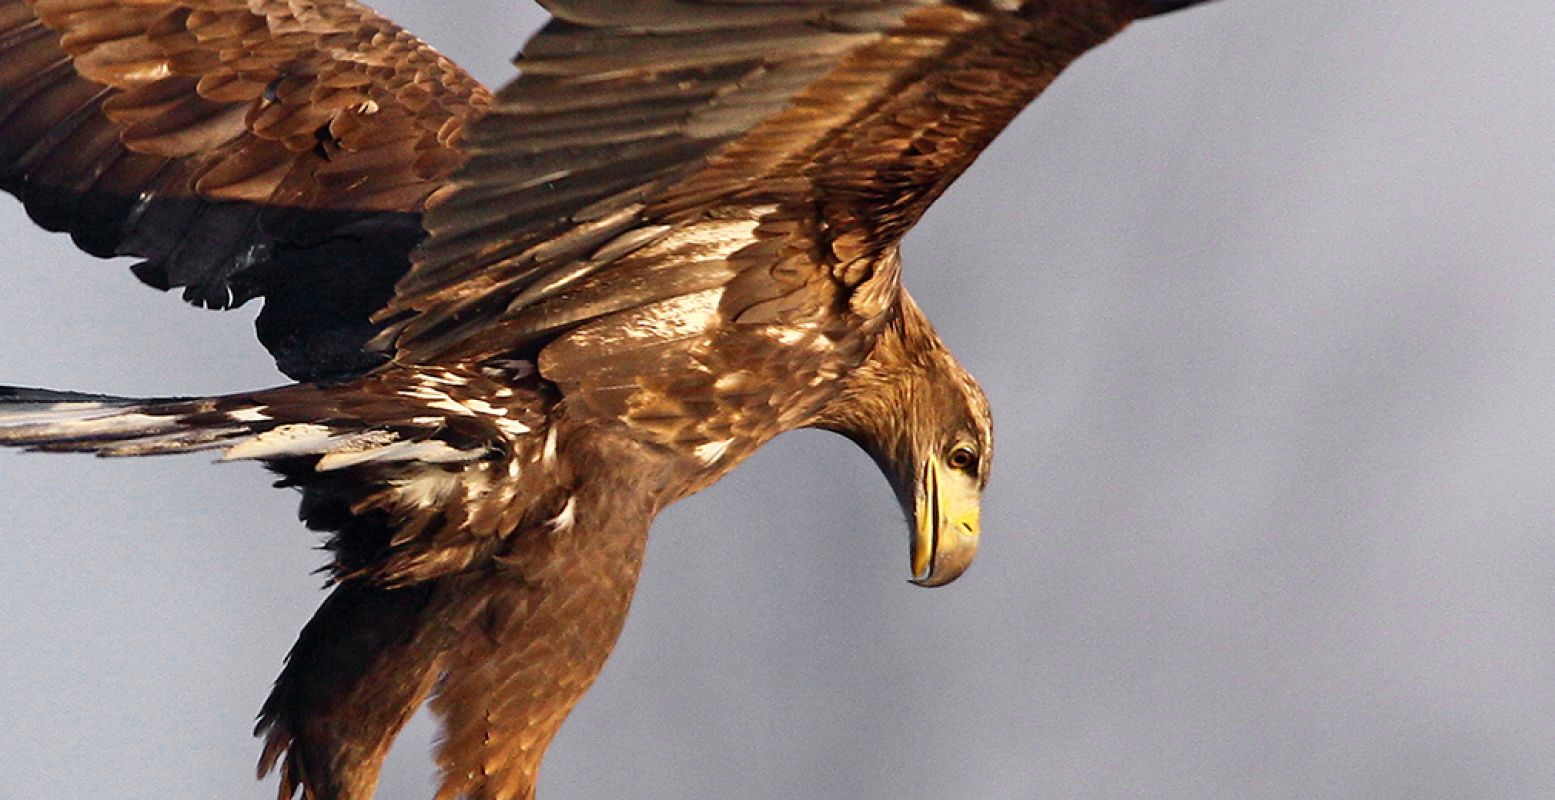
[639,211,767,262]
[0,403,240,454]
[419,371,469,387]
[387,469,463,509]
[0,401,112,426]
[398,385,474,416]
[88,413,179,435]
[495,418,532,437]
[0,406,168,434]
[463,399,507,417]
[848,249,902,320]
[766,326,809,346]
[227,407,270,423]
[547,496,577,533]
[0,410,173,442]
[399,383,519,421]
[99,429,232,456]
[694,438,734,465]
[714,372,749,392]
[316,440,482,472]
[426,397,476,417]
[622,287,725,342]
[542,426,558,465]
[222,424,349,461]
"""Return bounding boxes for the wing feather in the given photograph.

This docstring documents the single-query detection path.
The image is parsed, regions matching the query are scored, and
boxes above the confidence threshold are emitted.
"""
[385,0,1142,363]
[0,0,490,380]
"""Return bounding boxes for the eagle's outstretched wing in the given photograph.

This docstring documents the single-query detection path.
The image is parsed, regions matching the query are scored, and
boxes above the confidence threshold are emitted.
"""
[383,0,1170,365]
[0,0,1201,383]
[0,0,489,379]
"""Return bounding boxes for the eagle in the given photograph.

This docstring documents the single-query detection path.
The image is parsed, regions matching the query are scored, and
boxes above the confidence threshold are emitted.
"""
[0,1,1213,798]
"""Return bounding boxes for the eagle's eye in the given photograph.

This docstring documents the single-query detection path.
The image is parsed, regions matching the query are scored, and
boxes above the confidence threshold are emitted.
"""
[946,445,978,474]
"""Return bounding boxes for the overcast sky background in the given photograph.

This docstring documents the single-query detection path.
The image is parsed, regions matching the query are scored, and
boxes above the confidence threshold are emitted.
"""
[4,1,1555,798]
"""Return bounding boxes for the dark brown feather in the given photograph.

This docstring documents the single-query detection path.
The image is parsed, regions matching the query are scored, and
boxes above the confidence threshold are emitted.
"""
[0,0,489,379]
[256,582,450,800]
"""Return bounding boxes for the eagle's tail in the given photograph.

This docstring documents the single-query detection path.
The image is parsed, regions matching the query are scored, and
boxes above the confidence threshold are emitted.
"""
[2,377,510,586]
[0,380,493,472]
[0,384,251,456]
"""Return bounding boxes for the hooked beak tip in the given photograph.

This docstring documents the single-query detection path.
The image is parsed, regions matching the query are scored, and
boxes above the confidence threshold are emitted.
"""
[910,533,976,587]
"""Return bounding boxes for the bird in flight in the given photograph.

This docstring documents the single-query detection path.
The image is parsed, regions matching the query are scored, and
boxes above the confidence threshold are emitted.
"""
[0,1,1214,798]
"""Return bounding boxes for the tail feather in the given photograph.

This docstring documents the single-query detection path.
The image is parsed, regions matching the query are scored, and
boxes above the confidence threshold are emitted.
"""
[2,380,498,579]
[0,386,153,405]
[0,382,488,467]
[0,385,242,455]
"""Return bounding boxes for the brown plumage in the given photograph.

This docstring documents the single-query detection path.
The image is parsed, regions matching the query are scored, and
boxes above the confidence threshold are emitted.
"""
[0,1,1214,798]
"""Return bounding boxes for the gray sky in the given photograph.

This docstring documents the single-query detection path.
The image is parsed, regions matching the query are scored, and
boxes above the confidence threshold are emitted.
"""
[5,2,1555,798]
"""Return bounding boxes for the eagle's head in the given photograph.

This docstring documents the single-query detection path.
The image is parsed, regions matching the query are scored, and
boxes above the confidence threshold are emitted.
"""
[817,292,992,587]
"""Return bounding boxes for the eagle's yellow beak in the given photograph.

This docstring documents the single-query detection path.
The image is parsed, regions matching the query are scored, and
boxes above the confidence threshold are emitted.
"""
[910,459,981,587]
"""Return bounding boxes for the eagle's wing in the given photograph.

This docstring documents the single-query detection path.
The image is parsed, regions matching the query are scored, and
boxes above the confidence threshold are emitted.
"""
[0,0,489,380]
[383,0,1149,365]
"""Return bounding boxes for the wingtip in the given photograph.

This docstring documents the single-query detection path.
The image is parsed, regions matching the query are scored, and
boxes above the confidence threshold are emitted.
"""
[0,385,135,405]
[1137,0,1219,17]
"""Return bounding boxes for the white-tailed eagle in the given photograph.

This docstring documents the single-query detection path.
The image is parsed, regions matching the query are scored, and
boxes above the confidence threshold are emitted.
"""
[0,1,1213,797]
